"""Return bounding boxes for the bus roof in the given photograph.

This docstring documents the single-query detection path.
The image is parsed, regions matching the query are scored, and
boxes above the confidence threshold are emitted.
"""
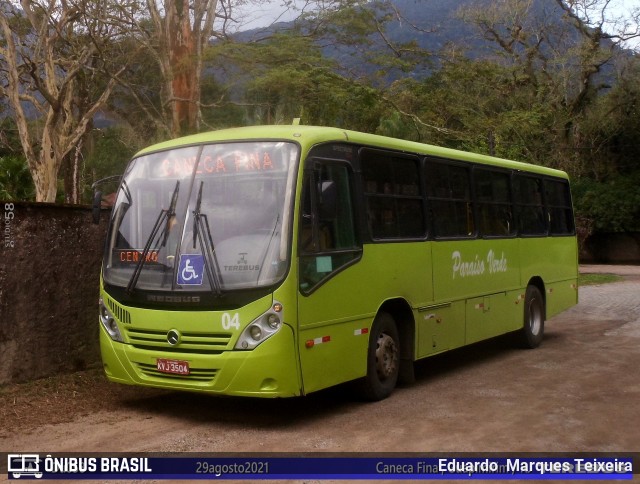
[136,125,569,179]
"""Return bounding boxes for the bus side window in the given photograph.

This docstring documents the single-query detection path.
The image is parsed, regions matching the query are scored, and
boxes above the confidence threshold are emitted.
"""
[474,169,514,237]
[545,179,575,235]
[299,162,361,293]
[300,176,334,251]
[426,161,475,238]
[361,150,424,240]
[514,175,547,236]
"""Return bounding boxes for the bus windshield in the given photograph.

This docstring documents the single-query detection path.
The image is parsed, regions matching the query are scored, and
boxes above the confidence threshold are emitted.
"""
[103,141,299,293]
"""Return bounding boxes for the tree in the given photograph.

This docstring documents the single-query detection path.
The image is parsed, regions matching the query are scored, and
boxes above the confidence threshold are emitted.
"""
[199,0,437,133]
[0,1,139,202]
[137,0,218,137]
[457,0,638,173]
[128,0,414,137]
[573,173,640,233]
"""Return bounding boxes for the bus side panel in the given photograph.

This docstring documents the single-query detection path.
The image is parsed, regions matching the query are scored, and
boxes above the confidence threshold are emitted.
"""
[546,280,579,319]
[519,236,579,318]
[432,239,521,344]
[416,302,465,358]
[432,239,520,301]
[297,243,433,394]
[465,289,529,344]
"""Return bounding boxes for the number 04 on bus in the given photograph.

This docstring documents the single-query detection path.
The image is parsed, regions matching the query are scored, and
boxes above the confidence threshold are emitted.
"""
[95,125,577,400]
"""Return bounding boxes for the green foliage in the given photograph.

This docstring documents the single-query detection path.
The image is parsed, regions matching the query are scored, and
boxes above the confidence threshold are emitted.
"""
[210,34,384,131]
[107,48,170,140]
[81,127,141,201]
[383,59,558,164]
[0,119,34,200]
[572,173,640,233]
[567,58,640,235]
[200,75,245,129]
[3,0,638,244]
[573,57,640,179]
[0,155,35,201]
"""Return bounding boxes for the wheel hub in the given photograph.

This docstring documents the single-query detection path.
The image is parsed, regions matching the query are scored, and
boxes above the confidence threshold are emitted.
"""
[375,333,398,381]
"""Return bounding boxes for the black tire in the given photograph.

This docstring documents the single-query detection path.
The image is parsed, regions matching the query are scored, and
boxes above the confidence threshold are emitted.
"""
[357,312,400,401]
[518,285,545,349]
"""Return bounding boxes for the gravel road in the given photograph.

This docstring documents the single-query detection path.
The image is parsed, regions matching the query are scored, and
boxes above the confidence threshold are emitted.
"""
[2,266,639,454]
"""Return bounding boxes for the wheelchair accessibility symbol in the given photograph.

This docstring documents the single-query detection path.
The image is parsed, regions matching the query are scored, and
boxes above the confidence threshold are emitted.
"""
[177,254,205,285]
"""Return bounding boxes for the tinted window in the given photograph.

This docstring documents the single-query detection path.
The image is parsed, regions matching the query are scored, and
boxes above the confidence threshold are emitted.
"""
[299,162,360,292]
[361,151,425,239]
[545,179,574,235]
[474,169,515,237]
[426,161,474,238]
[514,175,547,235]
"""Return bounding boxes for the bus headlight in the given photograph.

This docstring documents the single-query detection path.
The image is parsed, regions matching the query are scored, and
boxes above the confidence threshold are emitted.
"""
[249,325,262,340]
[267,314,280,329]
[99,298,124,343]
[235,301,283,350]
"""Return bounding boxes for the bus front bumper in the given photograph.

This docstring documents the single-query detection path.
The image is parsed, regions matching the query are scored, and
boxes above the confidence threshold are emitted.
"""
[100,323,302,398]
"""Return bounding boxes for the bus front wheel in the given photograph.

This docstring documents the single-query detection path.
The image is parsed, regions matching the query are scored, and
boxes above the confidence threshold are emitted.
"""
[358,312,400,401]
[519,285,545,348]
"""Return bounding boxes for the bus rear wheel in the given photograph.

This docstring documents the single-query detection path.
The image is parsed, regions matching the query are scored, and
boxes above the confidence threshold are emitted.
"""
[518,285,545,348]
[358,312,400,401]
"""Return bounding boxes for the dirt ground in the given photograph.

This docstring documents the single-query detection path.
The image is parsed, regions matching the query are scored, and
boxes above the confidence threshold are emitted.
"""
[1,266,639,458]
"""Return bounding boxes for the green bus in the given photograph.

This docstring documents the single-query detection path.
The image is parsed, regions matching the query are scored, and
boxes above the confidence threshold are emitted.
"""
[97,125,578,400]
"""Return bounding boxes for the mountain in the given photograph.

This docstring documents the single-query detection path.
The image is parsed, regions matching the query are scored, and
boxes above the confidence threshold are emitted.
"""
[236,0,619,83]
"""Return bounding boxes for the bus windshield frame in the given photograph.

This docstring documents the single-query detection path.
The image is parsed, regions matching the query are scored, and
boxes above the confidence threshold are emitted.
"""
[102,141,300,298]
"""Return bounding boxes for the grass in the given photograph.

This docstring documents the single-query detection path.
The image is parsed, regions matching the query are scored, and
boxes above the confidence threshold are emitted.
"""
[578,273,623,286]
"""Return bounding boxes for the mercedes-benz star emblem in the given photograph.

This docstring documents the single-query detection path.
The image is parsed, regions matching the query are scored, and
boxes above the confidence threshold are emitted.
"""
[167,329,180,346]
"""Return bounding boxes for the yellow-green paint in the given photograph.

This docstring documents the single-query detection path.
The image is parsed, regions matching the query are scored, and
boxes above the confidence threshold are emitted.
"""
[99,125,578,398]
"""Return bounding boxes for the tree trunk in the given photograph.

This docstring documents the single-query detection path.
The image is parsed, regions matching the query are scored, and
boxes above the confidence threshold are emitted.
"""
[168,0,199,136]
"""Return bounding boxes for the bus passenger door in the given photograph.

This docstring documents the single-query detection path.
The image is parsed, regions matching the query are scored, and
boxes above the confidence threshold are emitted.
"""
[297,160,365,394]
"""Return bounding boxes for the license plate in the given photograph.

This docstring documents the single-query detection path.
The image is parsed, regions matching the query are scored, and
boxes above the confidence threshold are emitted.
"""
[156,358,190,375]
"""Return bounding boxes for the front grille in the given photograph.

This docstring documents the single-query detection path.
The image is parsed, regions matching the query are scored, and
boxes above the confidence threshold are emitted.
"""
[107,299,131,324]
[125,327,232,354]
[136,362,218,382]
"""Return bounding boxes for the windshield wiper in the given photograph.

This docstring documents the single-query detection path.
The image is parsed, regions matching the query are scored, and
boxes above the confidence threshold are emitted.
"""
[126,181,180,295]
[191,181,223,295]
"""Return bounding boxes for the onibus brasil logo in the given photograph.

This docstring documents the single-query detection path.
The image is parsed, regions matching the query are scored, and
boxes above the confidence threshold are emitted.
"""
[7,454,153,478]
[8,454,43,479]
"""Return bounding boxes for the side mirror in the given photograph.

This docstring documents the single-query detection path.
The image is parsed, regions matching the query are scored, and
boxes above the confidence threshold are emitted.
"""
[318,181,337,221]
[92,190,102,224]
[90,174,122,225]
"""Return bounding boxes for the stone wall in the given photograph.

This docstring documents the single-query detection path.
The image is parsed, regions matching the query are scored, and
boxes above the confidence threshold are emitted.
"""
[580,232,640,264]
[0,202,110,385]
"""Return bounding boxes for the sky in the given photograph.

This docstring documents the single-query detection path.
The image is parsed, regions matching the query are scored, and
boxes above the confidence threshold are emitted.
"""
[604,0,640,50]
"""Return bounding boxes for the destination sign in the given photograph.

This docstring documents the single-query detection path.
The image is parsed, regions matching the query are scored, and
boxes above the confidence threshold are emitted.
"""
[113,249,161,266]
[155,150,279,178]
